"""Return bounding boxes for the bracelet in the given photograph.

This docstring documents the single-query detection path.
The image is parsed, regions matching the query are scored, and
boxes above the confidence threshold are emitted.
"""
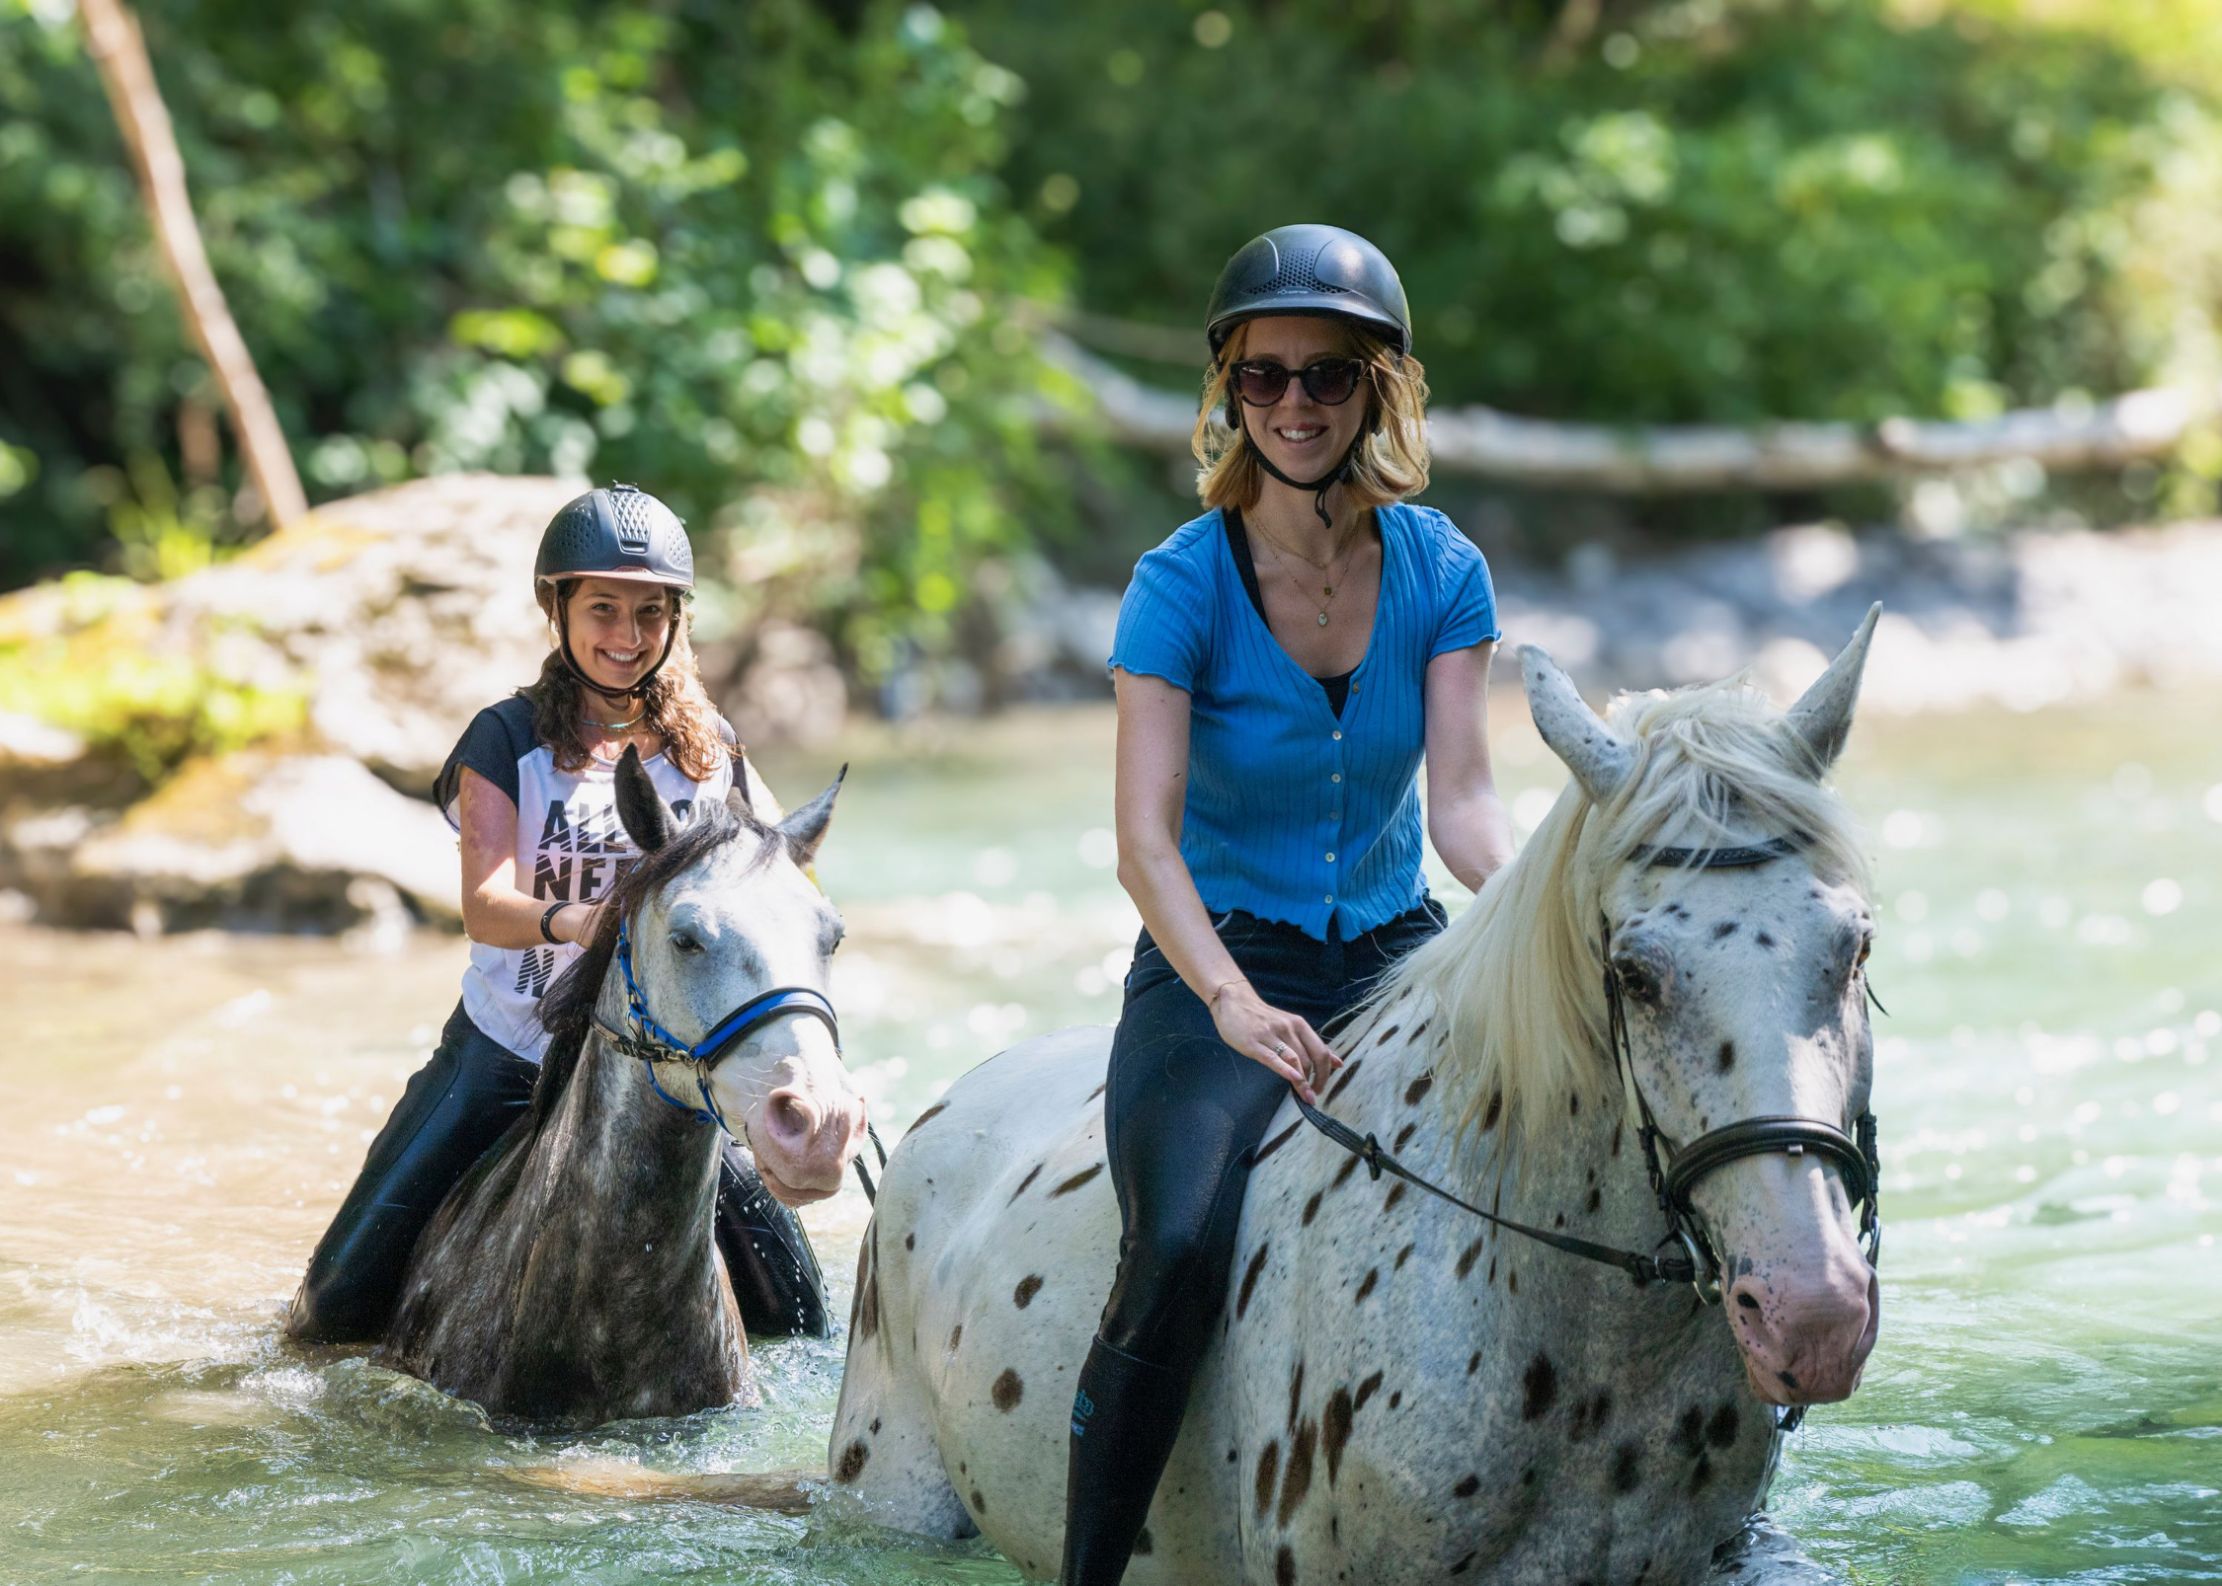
[540,902,567,945]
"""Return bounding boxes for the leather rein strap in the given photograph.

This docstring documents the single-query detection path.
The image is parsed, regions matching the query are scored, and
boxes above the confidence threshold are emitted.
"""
[1292,831,1883,1304]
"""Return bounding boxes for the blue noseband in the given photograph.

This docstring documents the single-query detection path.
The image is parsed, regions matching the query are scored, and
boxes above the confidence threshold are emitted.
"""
[593,917,842,1132]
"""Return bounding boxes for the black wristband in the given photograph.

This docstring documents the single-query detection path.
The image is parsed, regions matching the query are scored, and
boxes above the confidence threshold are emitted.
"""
[540,902,566,945]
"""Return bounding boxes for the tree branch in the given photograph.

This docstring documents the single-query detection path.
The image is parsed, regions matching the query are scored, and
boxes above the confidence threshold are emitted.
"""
[1041,332,2208,493]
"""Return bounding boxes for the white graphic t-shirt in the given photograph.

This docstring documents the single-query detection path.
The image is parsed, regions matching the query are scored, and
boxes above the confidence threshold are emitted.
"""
[435,696,736,1063]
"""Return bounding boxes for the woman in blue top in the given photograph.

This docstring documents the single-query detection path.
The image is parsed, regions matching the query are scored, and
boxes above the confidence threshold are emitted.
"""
[1060,226,1514,1586]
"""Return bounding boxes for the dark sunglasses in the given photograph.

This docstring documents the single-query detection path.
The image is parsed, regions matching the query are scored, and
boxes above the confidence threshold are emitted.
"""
[1228,356,1367,408]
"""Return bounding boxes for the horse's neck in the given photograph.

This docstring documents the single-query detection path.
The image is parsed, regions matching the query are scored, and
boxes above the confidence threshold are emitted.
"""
[526,975,727,1257]
[1346,1030,1706,1369]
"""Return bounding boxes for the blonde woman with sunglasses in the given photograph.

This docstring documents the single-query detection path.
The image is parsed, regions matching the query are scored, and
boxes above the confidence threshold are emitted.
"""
[1061,225,1514,1584]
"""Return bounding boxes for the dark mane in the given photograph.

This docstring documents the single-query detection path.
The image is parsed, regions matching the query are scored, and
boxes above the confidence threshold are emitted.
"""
[531,798,770,1124]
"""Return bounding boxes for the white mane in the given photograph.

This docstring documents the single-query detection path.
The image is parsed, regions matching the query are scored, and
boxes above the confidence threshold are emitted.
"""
[1354,673,1872,1151]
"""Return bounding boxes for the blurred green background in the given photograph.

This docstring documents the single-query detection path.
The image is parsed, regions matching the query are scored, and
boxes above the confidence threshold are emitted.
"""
[9,0,2222,677]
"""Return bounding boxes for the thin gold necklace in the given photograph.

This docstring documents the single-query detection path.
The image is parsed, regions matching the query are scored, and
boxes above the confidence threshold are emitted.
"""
[1253,520,1358,628]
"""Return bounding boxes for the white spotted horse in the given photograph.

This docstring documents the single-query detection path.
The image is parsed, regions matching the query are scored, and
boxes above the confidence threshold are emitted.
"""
[375,746,870,1428]
[826,611,1887,1584]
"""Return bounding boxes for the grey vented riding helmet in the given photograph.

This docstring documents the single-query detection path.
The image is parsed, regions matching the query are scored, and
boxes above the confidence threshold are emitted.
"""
[1205,224,1412,359]
[533,483,695,594]
[533,484,694,698]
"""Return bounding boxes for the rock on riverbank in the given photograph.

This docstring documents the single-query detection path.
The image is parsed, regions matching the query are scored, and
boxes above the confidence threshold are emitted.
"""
[4,472,2218,935]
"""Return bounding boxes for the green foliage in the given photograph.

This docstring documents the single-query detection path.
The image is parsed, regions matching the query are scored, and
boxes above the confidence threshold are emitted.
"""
[0,573,308,782]
[963,0,2222,433]
[0,0,1068,678]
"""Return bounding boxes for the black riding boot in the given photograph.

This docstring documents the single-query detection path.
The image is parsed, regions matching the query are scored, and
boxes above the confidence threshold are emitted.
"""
[288,1005,536,1343]
[714,1143,832,1338]
[1060,1335,1190,1586]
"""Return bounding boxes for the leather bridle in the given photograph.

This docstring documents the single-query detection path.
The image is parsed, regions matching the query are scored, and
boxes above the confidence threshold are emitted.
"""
[590,916,888,1194]
[1605,836,1882,1307]
[1295,833,1883,1311]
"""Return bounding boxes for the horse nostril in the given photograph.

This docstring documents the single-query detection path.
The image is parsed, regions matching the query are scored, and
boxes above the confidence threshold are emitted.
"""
[767,1089,818,1147]
[1735,1291,1762,1312]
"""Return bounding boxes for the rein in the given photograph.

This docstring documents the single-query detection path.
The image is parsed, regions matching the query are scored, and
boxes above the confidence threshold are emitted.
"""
[1294,832,1885,1385]
[590,916,887,1196]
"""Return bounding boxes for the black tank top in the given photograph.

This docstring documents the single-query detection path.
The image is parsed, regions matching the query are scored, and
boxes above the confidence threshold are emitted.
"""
[1224,511,1353,718]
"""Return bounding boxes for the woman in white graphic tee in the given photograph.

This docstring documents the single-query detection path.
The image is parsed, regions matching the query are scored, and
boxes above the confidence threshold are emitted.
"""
[285,485,831,1344]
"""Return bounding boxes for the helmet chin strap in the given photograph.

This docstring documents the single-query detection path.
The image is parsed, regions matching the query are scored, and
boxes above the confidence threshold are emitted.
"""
[553,603,679,705]
[1239,410,1364,531]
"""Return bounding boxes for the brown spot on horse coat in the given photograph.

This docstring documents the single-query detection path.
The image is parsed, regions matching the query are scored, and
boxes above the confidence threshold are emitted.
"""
[1323,1058,1366,1105]
[1381,1183,1405,1215]
[1252,1118,1303,1166]
[1354,1370,1383,1412]
[1707,1404,1740,1449]
[1354,1268,1379,1304]
[1717,1040,1736,1072]
[1331,1156,1360,1190]
[1611,1442,1643,1493]
[1571,1390,1614,1442]
[1302,1190,1325,1227]
[1277,1419,1317,1524]
[1276,1544,1297,1586]
[1287,1360,1306,1430]
[1050,1163,1103,1198]
[991,1369,1023,1411]
[1483,1090,1504,1131]
[1007,1163,1043,1204]
[1013,1275,1043,1309]
[1521,1353,1558,1420]
[947,1323,963,1353]
[1322,1387,1354,1483]
[1254,1441,1281,1519]
[1456,1237,1486,1280]
[1238,1243,1271,1320]
[1689,1453,1714,1492]
[1453,1473,1481,1498]
[834,1440,870,1483]
[1404,1073,1433,1106]
[1450,1552,1477,1575]
[904,1232,915,1250]
[1586,1186,1602,1214]
[1393,1122,1417,1150]
[1395,1241,1415,1271]
[970,1487,986,1513]
[907,1101,948,1133]
[1467,1351,1481,1375]
[1673,1406,1706,1457]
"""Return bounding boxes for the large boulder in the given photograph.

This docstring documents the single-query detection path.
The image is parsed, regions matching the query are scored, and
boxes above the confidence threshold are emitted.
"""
[0,474,580,931]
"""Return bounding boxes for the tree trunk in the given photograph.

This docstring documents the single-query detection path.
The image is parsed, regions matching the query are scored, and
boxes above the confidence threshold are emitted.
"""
[1041,331,2212,495]
[80,0,308,533]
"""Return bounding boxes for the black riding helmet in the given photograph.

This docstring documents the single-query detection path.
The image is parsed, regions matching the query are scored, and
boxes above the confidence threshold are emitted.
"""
[533,483,695,700]
[1205,225,1413,526]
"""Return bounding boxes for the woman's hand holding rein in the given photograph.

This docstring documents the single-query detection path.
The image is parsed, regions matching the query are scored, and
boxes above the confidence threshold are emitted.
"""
[1208,979,1340,1104]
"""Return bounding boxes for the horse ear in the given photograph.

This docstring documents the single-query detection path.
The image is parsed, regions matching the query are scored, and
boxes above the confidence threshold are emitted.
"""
[776,764,847,868]
[1520,644,1633,806]
[1785,603,1881,773]
[615,744,676,852]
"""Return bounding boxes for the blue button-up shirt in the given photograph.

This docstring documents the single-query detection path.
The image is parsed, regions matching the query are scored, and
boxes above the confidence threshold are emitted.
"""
[1109,502,1500,941]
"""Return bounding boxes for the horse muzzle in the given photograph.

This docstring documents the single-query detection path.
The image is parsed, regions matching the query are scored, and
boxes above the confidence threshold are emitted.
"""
[752,1084,868,1206]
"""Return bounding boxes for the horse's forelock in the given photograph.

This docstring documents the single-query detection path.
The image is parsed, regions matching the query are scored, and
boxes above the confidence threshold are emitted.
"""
[1355,672,1868,1158]
[531,798,779,1125]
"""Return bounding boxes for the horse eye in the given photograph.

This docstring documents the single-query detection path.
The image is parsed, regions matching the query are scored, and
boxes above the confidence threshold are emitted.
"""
[670,930,704,956]
[1610,954,1663,1004]
[1854,936,1872,970]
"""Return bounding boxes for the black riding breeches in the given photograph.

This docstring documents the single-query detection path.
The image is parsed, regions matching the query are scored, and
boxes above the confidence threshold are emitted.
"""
[1096,901,1445,1364]
[289,1000,829,1343]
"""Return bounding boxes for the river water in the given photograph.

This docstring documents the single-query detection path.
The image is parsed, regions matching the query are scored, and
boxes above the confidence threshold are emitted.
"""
[0,695,2214,1585]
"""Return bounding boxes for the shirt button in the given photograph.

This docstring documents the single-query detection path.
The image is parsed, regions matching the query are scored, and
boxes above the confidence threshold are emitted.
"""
[1330,773,1342,783]
[1331,730,1343,741]
[1324,893,1335,905]
[1326,852,1337,863]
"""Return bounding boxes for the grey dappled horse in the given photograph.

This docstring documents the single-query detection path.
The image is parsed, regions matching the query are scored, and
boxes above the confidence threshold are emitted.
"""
[827,612,1886,1584]
[376,747,867,1428]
